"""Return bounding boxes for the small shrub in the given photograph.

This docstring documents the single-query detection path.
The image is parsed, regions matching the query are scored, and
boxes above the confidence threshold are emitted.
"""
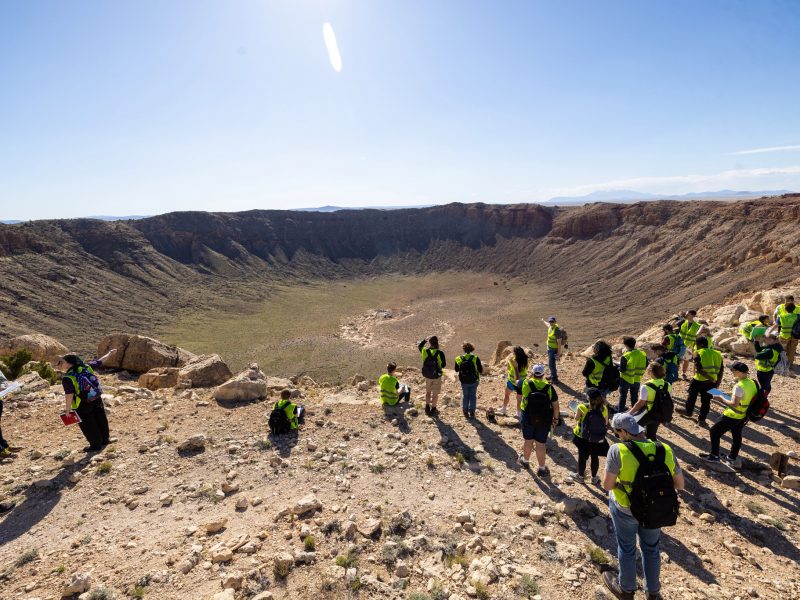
[304,535,316,551]
[15,548,38,567]
[258,438,272,450]
[162,435,175,445]
[445,551,470,569]
[425,454,435,469]
[53,564,66,574]
[320,520,340,536]
[273,561,290,579]
[129,585,145,598]
[335,549,359,569]
[324,407,333,416]
[454,452,466,466]
[30,361,58,384]
[53,449,70,460]
[349,577,362,591]
[517,573,539,597]
[0,349,32,380]
[587,545,610,565]
[80,534,93,545]
[745,500,765,515]
[96,461,113,474]
[88,588,115,600]
[765,517,787,531]
[370,463,386,474]
[408,593,431,600]
[473,580,490,599]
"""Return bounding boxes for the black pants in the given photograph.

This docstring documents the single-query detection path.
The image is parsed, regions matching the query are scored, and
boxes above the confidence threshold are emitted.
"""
[645,422,659,441]
[710,416,747,459]
[577,447,600,477]
[76,399,110,449]
[756,370,773,396]
[398,389,411,403]
[685,379,715,421]
[0,399,7,449]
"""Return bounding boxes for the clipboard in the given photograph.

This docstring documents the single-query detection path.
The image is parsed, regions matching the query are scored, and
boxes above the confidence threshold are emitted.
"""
[0,383,21,399]
[707,388,731,401]
[60,411,82,426]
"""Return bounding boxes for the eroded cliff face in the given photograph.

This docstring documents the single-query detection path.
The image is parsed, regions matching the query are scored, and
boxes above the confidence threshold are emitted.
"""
[1,196,799,352]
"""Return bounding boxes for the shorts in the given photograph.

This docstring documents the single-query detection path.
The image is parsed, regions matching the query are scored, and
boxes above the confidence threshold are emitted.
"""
[425,377,443,394]
[682,347,693,361]
[521,419,550,443]
[506,379,522,393]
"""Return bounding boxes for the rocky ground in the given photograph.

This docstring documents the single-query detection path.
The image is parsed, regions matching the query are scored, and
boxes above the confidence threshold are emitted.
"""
[1,346,799,600]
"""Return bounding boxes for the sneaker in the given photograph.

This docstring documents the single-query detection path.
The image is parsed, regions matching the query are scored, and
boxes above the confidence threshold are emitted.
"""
[517,454,530,468]
[700,453,720,462]
[499,406,507,416]
[603,571,635,600]
[569,471,585,481]
[591,475,602,485]
[536,466,550,477]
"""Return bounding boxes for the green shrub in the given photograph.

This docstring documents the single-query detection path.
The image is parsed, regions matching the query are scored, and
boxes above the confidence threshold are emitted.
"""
[30,360,58,384]
[0,349,32,380]
[517,574,539,597]
[587,544,610,565]
[15,548,39,567]
[96,461,113,474]
[335,549,359,569]
[304,535,316,551]
[88,588,115,600]
[474,580,490,599]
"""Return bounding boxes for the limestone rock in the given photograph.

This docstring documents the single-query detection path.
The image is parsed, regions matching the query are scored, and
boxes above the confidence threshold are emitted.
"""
[712,304,746,327]
[358,518,382,539]
[220,572,244,590]
[266,377,294,392]
[138,367,180,390]
[292,494,322,517]
[15,371,49,393]
[214,363,268,402]
[178,434,207,452]
[235,496,248,510]
[212,589,236,600]
[252,593,274,600]
[490,341,513,365]
[96,333,195,373]
[0,333,68,363]
[781,475,800,490]
[179,354,232,388]
[204,518,228,533]
[62,572,91,596]
[273,551,294,573]
[730,339,756,357]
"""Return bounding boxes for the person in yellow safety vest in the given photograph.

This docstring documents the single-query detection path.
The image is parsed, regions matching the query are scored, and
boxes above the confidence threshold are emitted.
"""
[418,336,446,417]
[518,364,560,477]
[774,297,799,365]
[494,346,528,419]
[753,335,783,396]
[570,387,609,484]
[679,309,704,379]
[581,340,613,397]
[739,314,769,342]
[541,316,564,384]
[678,336,723,427]
[378,362,411,406]
[618,337,647,413]
[602,413,684,600]
[701,362,757,468]
[629,362,670,441]
[454,342,483,419]
[272,389,305,430]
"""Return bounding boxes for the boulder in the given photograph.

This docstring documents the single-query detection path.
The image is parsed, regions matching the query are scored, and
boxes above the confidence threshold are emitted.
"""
[730,339,756,357]
[15,371,49,392]
[292,494,322,516]
[204,518,228,533]
[636,324,665,344]
[266,377,294,392]
[747,288,799,315]
[739,309,766,325]
[96,333,195,373]
[212,590,236,600]
[179,354,232,388]
[214,363,268,402]
[178,434,207,452]
[712,304,746,327]
[781,475,800,491]
[138,367,180,390]
[490,341,512,365]
[0,333,68,363]
[62,572,91,596]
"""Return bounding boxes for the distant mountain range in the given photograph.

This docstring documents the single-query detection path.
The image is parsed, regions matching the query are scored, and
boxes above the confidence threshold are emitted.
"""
[1,214,150,224]
[545,189,794,204]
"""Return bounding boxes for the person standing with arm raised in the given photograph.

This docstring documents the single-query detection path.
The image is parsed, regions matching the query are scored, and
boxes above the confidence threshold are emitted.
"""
[541,316,563,384]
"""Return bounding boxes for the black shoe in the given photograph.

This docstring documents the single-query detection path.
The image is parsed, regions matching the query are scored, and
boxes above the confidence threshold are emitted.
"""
[0,500,15,514]
[536,466,550,477]
[603,571,635,600]
[678,409,693,418]
[424,404,431,415]
[84,446,102,453]
[463,410,469,418]
[469,411,475,419]
[646,593,663,600]
[700,453,720,462]
[697,419,708,428]
[429,407,439,417]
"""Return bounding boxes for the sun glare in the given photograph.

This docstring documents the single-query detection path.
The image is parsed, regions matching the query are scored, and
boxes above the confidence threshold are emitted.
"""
[323,22,342,72]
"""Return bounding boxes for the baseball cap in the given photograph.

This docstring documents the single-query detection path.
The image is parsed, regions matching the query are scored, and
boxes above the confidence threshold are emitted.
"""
[729,361,749,373]
[611,412,644,435]
[585,387,602,399]
[531,364,546,376]
[546,316,556,322]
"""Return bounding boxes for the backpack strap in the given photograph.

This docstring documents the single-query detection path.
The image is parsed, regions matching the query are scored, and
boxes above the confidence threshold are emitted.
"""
[624,440,650,467]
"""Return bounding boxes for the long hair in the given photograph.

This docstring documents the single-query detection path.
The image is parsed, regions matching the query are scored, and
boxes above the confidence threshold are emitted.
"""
[62,354,87,371]
[513,346,528,372]
[593,340,612,359]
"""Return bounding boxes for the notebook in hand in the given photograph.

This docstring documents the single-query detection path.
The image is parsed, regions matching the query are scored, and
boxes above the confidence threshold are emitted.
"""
[60,411,82,426]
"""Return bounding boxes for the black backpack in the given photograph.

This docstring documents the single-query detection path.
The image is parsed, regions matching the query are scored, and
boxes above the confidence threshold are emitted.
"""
[524,382,553,426]
[624,441,679,529]
[580,408,607,443]
[422,349,442,379]
[645,381,674,423]
[457,355,478,384]
[746,385,770,422]
[560,328,569,349]
[792,318,800,340]
[599,360,620,392]
[269,400,292,435]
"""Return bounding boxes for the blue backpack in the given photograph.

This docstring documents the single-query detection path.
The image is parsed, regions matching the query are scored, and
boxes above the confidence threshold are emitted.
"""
[73,366,103,401]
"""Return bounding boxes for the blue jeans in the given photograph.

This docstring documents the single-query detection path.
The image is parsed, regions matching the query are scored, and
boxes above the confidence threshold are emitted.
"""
[461,383,478,413]
[547,348,558,380]
[618,380,640,412]
[609,499,661,595]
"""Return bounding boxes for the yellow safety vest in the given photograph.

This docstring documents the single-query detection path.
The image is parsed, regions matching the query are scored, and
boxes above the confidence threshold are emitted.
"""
[777,304,800,340]
[378,374,399,405]
[664,334,678,352]
[273,399,298,430]
[63,365,99,410]
[739,320,763,341]
[612,440,677,508]
[573,403,608,437]
[755,347,780,372]
[547,324,560,350]
[723,378,757,420]
[507,357,522,383]
[588,356,611,386]
[643,378,671,412]
[620,349,647,384]
[693,347,722,382]
[680,321,701,349]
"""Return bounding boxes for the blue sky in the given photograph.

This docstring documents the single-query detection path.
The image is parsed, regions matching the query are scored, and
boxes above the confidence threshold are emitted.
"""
[2,0,800,219]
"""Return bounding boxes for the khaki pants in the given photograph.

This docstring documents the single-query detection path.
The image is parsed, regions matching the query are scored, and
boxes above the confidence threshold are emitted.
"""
[781,337,798,365]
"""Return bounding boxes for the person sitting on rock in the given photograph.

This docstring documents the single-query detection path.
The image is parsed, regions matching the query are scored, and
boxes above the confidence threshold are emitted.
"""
[518,364,560,476]
[753,334,783,397]
[418,336,446,416]
[700,362,757,468]
[570,387,609,484]
[269,389,305,435]
[378,362,411,406]
[57,348,118,453]
[454,342,482,419]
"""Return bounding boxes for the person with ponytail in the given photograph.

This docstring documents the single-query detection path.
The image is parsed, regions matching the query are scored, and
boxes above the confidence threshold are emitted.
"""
[57,348,117,452]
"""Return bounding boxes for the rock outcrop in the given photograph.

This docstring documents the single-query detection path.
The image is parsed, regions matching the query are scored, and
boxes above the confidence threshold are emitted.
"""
[178,354,232,388]
[0,333,68,363]
[96,333,196,373]
[214,363,268,402]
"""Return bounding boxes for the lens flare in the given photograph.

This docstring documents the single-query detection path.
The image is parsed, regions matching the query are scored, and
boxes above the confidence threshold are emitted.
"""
[323,22,342,72]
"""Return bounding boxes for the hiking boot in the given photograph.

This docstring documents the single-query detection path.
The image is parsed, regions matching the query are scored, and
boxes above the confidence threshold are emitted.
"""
[677,408,693,418]
[424,404,431,415]
[646,593,663,600]
[499,406,507,416]
[603,571,635,600]
[517,454,530,468]
[569,471,585,481]
[591,475,602,485]
[536,466,550,478]
[697,419,708,428]
[699,453,720,462]
[469,411,476,419]
[429,407,439,417]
